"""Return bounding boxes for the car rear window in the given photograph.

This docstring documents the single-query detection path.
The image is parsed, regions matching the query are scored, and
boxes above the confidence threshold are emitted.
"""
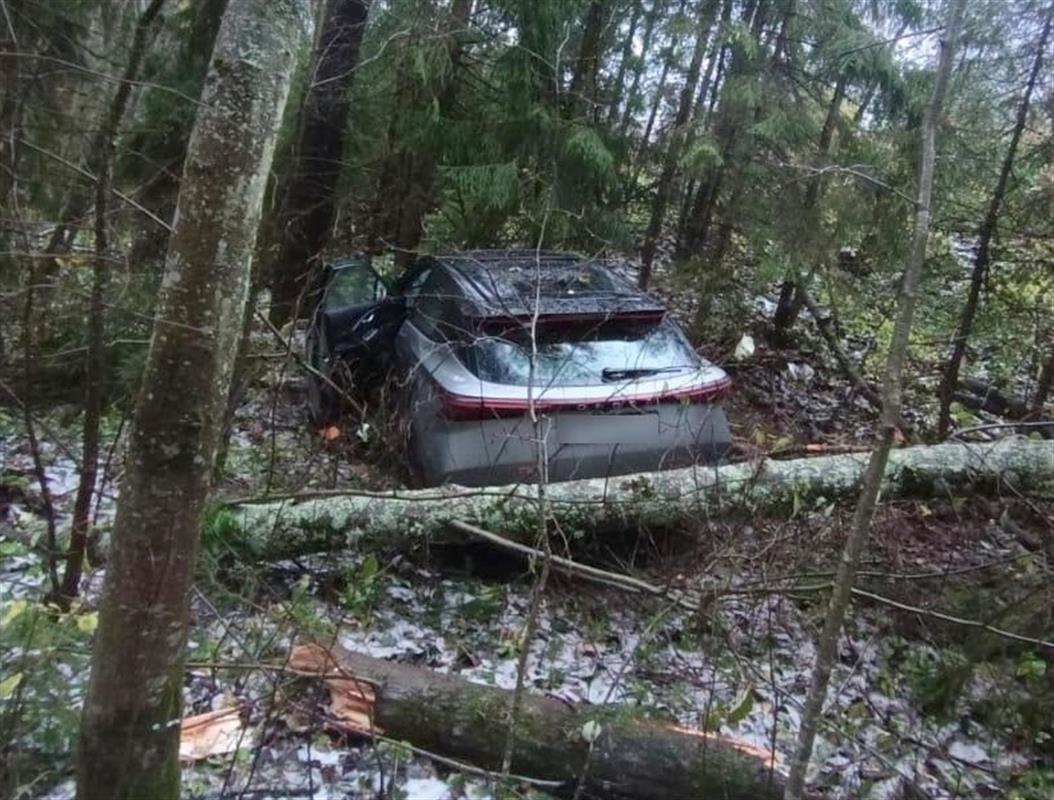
[459,319,699,387]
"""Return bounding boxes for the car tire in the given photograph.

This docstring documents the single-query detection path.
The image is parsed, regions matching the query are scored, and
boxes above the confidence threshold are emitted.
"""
[306,324,341,426]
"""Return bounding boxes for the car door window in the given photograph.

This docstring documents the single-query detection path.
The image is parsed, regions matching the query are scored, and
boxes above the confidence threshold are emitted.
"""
[409,269,467,342]
[400,267,432,306]
[325,260,384,310]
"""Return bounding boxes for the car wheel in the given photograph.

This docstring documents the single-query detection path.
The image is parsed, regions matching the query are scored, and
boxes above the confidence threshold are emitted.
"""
[306,324,341,425]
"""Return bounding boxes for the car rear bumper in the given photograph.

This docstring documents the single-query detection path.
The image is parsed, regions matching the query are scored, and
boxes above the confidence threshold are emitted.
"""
[411,403,731,487]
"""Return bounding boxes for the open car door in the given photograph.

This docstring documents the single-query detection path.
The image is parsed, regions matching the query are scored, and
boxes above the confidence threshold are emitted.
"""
[306,257,404,423]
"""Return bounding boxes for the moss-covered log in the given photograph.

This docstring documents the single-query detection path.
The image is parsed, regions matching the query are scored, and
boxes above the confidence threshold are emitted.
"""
[292,643,787,800]
[225,439,1054,560]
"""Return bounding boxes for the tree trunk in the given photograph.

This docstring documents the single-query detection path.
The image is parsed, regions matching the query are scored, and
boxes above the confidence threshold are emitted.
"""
[76,1,299,797]
[291,643,787,800]
[797,284,882,410]
[678,0,767,260]
[770,71,849,342]
[630,52,670,167]
[567,0,609,119]
[59,0,168,608]
[782,1,966,796]
[126,0,230,269]
[638,0,719,289]
[0,0,24,223]
[672,0,732,252]
[628,0,688,181]
[936,3,1051,438]
[618,0,661,138]
[374,0,472,271]
[605,0,642,124]
[1033,347,1054,415]
[38,2,169,286]
[269,0,370,326]
[223,439,1053,561]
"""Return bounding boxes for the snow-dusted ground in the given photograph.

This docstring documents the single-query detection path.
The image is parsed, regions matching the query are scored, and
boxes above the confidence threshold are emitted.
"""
[2,342,1050,800]
[166,548,1031,800]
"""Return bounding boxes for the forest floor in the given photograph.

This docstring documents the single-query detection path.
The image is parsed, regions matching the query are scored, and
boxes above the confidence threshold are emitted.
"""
[2,270,1052,800]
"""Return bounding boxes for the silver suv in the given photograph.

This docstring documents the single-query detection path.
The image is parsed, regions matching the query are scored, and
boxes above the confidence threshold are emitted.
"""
[306,251,732,486]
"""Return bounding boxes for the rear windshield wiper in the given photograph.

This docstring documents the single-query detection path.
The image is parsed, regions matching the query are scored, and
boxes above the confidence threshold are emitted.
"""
[601,365,694,382]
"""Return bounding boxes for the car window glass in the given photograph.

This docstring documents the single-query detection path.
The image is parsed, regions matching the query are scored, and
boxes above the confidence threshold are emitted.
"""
[411,269,468,342]
[460,320,698,387]
[401,268,432,305]
[325,264,379,310]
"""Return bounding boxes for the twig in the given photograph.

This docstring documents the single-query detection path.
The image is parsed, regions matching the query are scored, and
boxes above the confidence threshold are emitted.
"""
[949,420,1053,440]
[452,521,1054,651]
[252,309,367,419]
[850,587,1054,650]
[0,51,206,105]
[449,519,699,611]
[19,139,173,231]
[774,160,920,207]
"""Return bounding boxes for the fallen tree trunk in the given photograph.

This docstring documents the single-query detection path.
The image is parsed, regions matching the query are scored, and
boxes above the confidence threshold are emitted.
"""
[955,377,1035,420]
[224,439,1054,560]
[290,643,787,800]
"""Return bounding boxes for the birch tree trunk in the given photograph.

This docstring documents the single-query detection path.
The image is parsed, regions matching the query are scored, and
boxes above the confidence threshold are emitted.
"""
[783,1,967,796]
[225,439,1054,561]
[76,2,299,797]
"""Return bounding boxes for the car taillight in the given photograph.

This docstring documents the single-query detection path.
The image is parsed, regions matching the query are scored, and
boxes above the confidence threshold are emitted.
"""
[666,376,733,403]
[438,375,732,421]
[439,393,537,421]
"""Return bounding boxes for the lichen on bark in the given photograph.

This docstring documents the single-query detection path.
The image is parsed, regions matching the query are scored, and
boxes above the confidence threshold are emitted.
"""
[226,439,1054,560]
[76,2,301,797]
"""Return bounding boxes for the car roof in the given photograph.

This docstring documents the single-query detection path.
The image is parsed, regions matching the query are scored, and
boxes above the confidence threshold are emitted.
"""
[425,250,666,320]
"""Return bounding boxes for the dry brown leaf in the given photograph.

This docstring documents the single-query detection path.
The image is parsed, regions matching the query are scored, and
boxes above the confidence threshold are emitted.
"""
[289,644,381,736]
[179,706,246,762]
[320,425,342,441]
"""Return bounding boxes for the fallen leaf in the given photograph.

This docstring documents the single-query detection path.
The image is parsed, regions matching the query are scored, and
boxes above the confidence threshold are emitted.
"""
[179,706,246,761]
[289,644,381,736]
[0,672,23,700]
[320,425,342,441]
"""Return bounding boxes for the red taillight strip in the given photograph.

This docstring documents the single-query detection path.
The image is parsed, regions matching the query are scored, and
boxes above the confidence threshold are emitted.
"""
[439,375,732,420]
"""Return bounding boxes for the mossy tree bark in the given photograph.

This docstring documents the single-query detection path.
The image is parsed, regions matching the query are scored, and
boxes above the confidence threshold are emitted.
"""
[225,439,1054,561]
[76,2,299,797]
[783,1,967,796]
[293,644,788,800]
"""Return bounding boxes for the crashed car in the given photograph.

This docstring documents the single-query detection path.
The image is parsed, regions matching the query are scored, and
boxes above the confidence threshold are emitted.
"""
[306,250,732,487]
